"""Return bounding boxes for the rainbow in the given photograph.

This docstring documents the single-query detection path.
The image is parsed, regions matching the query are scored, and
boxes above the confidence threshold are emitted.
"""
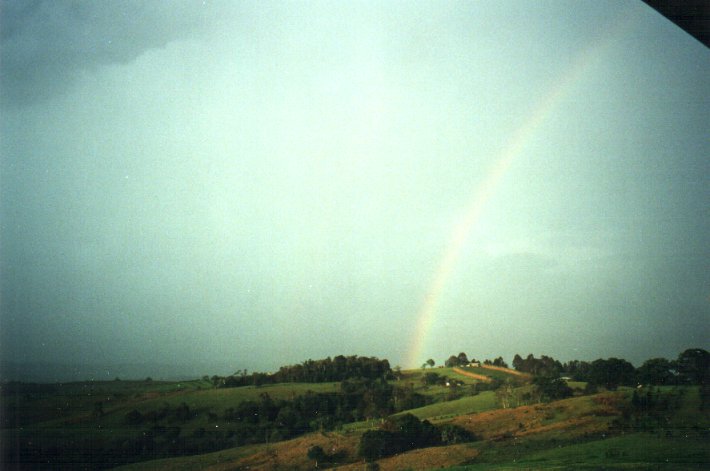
[405,19,631,368]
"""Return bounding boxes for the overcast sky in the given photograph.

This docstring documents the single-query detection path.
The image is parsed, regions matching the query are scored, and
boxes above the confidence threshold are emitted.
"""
[1,0,708,379]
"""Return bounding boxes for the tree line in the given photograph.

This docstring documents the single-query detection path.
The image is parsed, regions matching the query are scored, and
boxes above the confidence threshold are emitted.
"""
[435,348,708,392]
[511,348,708,389]
[210,355,392,388]
[441,352,509,368]
[119,377,431,463]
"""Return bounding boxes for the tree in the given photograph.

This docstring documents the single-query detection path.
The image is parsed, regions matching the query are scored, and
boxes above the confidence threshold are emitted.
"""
[445,355,459,367]
[533,376,573,402]
[457,352,469,365]
[125,409,143,425]
[677,348,709,385]
[393,365,402,380]
[588,358,636,390]
[439,424,477,444]
[421,372,441,385]
[174,402,192,422]
[382,413,440,451]
[93,401,104,418]
[307,445,327,468]
[637,358,676,385]
[512,354,523,371]
[359,430,391,462]
[427,358,435,368]
[496,380,515,408]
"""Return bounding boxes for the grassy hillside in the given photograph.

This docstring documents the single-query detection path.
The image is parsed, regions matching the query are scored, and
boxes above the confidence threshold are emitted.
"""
[1,379,342,468]
[4,362,708,470]
[113,385,708,470]
[394,391,499,421]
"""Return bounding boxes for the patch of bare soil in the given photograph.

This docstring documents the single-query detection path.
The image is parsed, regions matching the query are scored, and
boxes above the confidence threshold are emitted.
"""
[339,444,478,471]
[205,432,359,470]
[449,393,622,442]
[452,367,492,382]
[480,364,531,378]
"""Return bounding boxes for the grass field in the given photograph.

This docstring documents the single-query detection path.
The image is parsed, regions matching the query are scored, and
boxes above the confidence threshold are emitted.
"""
[395,391,499,421]
[1,379,210,427]
[116,387,710,470]
[448,433,709,470]
[4,372,708,470]
[3,380,342,436]
[112,442,270,471]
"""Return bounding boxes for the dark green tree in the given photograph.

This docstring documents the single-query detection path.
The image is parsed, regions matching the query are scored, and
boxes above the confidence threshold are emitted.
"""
[677,348,709,385]
[532,376,573,402]
[588,358,636,389]
[125,409,143,425]
[307,445,326,468]
[457,352,469,365]
[439,423,477,444]
[421,372,441,385]
[637,358,676,385]
[93,401,104,418]
[174,402,192,422]
[359,429,392,462]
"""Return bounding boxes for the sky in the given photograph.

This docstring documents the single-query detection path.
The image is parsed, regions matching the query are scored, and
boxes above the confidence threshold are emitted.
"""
[1,0,708,380]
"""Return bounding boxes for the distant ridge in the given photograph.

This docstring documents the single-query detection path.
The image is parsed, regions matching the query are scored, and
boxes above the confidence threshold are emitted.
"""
[0,361,239,383]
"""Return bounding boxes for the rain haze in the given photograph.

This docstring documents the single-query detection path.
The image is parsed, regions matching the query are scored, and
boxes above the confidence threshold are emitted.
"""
[1,1,708,381]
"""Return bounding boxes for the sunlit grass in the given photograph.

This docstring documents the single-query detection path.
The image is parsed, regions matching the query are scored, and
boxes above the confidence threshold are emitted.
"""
[447,433,709,470]
[394,391,499,421]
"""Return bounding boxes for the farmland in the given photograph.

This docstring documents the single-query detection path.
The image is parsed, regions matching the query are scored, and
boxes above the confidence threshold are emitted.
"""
[2,350,709,469]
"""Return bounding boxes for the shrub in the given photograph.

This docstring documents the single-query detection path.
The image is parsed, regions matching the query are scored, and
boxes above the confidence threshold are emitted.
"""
[125,409,143,425]
[359,429,393,462]
[439,424,477,444]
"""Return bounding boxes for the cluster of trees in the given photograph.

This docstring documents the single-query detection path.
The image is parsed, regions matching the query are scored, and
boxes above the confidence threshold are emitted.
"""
[124,378,430,451]
[358,413,476,462]
[442,352,507,368]
[125,402,194,426]
[513,354,564,376]
[220,379,423,438]
[531,376,573,402]
[306,445,347,468]
[483,357,509,368]
[512,348,709,390]
[444,352,472,367]
[210,355,392,388]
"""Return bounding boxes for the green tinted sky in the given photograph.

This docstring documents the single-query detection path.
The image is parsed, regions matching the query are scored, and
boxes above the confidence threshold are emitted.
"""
[1,1,707,377]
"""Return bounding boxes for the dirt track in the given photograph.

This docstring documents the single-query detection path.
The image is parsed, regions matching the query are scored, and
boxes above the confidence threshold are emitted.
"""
[480,364,531,377]
[452,367,492,382]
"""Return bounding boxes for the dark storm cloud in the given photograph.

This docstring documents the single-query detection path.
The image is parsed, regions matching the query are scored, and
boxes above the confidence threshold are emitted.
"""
[0,0,212,105]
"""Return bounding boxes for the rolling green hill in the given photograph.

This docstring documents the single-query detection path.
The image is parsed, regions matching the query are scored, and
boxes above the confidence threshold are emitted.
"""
[3,355,708,470]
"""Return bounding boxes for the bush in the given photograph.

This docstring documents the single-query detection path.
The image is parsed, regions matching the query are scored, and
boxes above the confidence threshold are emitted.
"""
[125,409,143,425]
[533,376,573,402]
[359,429,393,462]
[439,424,477,444]
[358,413,455,461]
[421,372,441,385]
